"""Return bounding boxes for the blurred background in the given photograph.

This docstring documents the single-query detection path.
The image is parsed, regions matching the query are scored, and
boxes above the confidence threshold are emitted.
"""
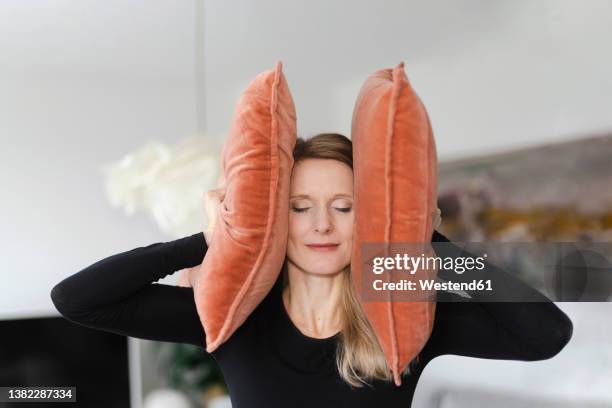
[1,0,611,407]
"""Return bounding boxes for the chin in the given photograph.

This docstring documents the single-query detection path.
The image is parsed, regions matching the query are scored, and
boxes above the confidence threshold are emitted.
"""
[301,256,349,276]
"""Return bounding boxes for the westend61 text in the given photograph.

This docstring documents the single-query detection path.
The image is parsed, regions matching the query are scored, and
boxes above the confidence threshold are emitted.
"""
[373,279,493,292]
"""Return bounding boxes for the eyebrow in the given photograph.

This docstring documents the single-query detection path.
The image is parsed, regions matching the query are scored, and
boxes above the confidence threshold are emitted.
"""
[290,194,353,199]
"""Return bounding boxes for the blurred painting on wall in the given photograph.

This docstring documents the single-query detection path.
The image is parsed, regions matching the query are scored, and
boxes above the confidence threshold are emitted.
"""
[437,133,612,243]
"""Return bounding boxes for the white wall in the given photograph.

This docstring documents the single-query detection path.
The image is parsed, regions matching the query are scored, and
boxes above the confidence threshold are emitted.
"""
[1,0,611,405]
[0,0,200,319]
[202,0,612,159]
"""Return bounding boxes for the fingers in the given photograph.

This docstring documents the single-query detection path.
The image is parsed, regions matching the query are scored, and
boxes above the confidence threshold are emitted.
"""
[203,187,226,202]
[203,183,227,242]
[202,172,227,199]
[433,207,442,229]
[204,191,223,220]
[217,174,227,189]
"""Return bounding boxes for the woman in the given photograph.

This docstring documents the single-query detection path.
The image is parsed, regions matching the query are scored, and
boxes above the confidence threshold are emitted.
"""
[50,133,573,407]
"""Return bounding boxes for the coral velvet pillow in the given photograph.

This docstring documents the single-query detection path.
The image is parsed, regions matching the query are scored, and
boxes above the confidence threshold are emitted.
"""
[351,62,438,386]
[189,62,297,352]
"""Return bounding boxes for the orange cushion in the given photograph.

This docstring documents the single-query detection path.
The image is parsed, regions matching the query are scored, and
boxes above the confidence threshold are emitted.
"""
[351,62,438,386]
[189,62,297,352]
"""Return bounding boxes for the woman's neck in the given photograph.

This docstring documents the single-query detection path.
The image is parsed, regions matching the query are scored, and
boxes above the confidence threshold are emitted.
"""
[282,263,344,339]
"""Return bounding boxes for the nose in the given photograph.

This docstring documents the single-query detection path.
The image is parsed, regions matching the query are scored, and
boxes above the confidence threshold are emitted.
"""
[314,207,333,233]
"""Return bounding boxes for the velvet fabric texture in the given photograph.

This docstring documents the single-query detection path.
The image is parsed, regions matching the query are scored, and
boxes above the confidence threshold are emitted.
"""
[189,62,297,352]
[350,62,438,386]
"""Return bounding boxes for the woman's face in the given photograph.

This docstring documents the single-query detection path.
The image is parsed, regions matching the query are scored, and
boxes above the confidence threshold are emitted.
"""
[287,158,354,276]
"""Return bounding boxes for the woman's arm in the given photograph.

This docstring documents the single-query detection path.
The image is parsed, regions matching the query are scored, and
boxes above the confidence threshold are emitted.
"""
[425,229,573,361]
[50,232,208,348]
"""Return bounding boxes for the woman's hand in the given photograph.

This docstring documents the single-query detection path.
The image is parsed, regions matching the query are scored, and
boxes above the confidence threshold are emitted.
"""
[203,175,227,247]
[433,207,442,230]
[178,175,227,288]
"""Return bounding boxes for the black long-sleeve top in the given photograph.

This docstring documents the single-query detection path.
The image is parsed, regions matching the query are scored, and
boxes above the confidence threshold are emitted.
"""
[50,230,573,408]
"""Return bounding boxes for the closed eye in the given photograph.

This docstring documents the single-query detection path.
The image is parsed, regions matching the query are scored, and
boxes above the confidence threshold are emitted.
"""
[291,207,352,213]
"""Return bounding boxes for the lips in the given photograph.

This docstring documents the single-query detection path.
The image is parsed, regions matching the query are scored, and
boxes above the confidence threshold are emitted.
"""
[306,243,340,252]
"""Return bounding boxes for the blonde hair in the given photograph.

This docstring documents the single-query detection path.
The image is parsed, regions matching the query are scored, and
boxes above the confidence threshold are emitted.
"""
[286,133,418,387]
